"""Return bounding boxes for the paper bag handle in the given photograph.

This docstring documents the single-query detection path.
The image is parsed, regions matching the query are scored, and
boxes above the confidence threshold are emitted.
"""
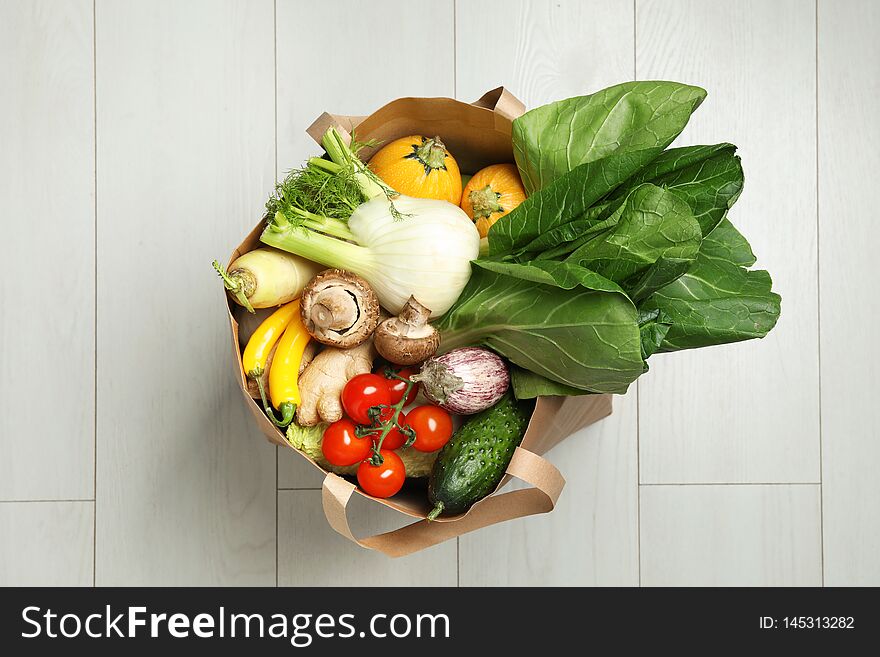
[321,446,564,558]
[306,86,526,147]
[470,86,527,123]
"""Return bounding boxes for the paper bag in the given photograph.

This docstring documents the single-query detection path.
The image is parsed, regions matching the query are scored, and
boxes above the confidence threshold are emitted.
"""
[225,88,612,557]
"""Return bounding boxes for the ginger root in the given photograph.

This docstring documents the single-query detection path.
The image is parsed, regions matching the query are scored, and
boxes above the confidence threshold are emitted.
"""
[298,340,319,376]
[295,339,375,426]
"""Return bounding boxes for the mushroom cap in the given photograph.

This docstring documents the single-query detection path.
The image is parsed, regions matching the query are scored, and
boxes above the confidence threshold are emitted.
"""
[300,269,380,348]
[373,296,440,366]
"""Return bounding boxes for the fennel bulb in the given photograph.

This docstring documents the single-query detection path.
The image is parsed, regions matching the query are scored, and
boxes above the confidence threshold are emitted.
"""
[261,195,480,317]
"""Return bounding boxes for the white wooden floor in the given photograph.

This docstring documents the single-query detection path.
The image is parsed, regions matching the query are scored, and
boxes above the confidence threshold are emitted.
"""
[1,0,877,587]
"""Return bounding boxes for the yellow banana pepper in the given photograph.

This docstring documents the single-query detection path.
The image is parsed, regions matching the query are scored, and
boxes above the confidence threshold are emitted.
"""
[267,310,311,428]
[241,300,300,378]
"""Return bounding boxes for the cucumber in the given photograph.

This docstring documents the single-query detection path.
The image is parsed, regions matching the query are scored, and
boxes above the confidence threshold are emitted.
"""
[427,392,533,519]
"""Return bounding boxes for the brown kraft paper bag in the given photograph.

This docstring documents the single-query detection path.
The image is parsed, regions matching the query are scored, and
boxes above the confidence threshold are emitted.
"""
[225,88,612,558]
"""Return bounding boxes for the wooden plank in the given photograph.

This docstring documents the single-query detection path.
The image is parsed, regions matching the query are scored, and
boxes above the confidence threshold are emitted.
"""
[276,0,455,489]
[0,0,95,500]
[0,501,94,586]
[275,0,455,168]
[818,0,880,585]
[94,0,277,585]
[640,485,822,586]
[455,0,634,106]
[459,392,638,586]
[455,0,638,585]
[277,490,456,585]
[636,0,819,483]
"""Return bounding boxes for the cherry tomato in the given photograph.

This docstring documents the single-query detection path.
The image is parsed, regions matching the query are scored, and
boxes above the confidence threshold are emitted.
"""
[407,405,454,452]
[357,450,406,498]
[379,367,419,406]
[321,419,373,466]
[367,410,408,450]
[342,373,391,424]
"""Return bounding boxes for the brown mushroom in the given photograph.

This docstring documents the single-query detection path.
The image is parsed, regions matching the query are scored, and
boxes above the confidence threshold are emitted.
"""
[373,296,440,365]
[300,269,380,348]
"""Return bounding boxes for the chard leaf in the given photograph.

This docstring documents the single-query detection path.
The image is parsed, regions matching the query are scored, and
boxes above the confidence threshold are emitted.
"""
[622,143,734,180]
[510,366,593,399]
[512,81,707,194]
[639,224,781,351]
[472,259,627,295]
[488,147,665,257]
[436,266,645,394]
[608,143,744,236]
[698,217,756,266]
[638,308,673,360]
[625,257,695,304]
[520,201,616,259]
[566,184,703,290]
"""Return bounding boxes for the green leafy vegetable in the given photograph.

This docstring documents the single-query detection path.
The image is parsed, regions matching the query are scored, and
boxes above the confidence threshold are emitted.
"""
[485,182,702,302]
[639,220,781,351]
[435,266,645,394]
[487,148,664,257]
[607,143,744,236]
[512,81,707,194]
[436,81,781,398]
[510,366,593,399]
[564,184,702,290]
[696,217,756,266]
[638,308,673,360]
[528,200,620,261]
[624,257,695,305]
[472,259,628,295]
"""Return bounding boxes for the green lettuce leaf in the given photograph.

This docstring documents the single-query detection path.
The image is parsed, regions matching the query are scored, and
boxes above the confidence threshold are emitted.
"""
[638,308,673,360]
[461,82,780,395]
[565,184,702,291]
[639,220,781,351]
[510,366,593,399]
[696,217,756,266]
[435,265,645,394]
[472,259,628,295]
[487,147,665,257]
[516,200,617,260]
[608,143,744,236]
[512,81,707,194]
[625,257,695,304]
